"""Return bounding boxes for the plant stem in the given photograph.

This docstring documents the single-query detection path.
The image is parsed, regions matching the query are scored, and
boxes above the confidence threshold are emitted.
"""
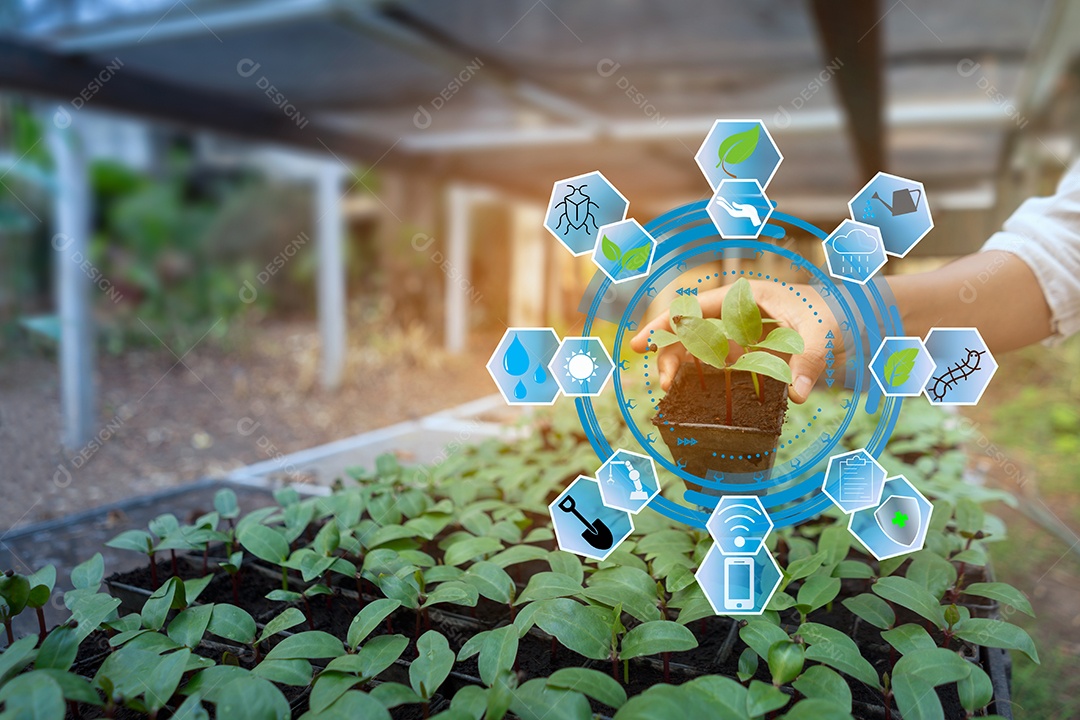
[3,619,12,645]
[751,372,762,403]
[724,369,734,426]
[281,565,288,591]
[150,552,158,590]
[662,651,670,683]
[694,357,706,391]
[170,549,178,578]
[355,575,365,611]
[611,650,618,682]
[36,607,46,638]
[303,597,314,631]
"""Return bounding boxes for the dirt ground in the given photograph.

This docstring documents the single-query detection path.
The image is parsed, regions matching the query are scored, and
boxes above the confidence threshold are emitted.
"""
[0,320,496,531]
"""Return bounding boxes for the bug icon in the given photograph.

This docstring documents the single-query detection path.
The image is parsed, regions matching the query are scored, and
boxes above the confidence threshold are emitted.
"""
[554,184,599,236]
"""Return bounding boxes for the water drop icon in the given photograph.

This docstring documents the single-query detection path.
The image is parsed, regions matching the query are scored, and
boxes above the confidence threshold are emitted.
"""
[503,334,530,376]
[513,380,527,399]
[534,365,547,384]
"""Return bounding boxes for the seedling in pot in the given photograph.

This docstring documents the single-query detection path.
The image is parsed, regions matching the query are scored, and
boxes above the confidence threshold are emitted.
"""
[649,279,804,425]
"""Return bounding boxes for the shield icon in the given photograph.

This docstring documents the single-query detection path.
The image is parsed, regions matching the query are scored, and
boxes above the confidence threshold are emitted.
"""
[875,495,921,547]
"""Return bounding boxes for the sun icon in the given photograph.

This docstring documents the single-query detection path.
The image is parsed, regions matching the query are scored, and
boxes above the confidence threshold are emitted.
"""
[564,349,599,386]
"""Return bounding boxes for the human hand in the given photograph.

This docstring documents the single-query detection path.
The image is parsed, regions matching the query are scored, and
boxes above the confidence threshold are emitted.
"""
[629,280,842,403]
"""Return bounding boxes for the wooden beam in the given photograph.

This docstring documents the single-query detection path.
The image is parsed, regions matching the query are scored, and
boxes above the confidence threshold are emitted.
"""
[809,0,885,181]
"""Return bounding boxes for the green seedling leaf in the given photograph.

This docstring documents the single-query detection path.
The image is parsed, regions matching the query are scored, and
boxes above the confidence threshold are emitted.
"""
[462,561,514,605]
[767,640,804,686]
[620,620,697,660]
[905,551,957,601]
[265,589,302,603]
[26,566,56,608]
[422,581,479,609]
[957,664,994,712]
[842,594,895,630]
[410,630,455,699]
[792,666,852,710]
[800,622,880,689]
[883,347,919,387]
[106,529,155,555]
[547,668,626,709]
[674,316,729,370]
[486,545,548,569]
[818,526,851,567]
[70,553,105,591]
[35,669,103,707]
[0,573,31,617]
[252,658,313,686]
[872,576,945,628]
[615,675,748,719]
[716,125,760,169]
[532,598,611,661]
[173,693,210,720]
[305,690,391,720]
[963,582,1034,617]
[546,551,584,584]
[736,647,759,682]
[649,328,680,348]
[952,618,1039,664]
[669,294,703,320]
[797,576,841,614]
[70,593,121,643]
[602,235,621,263]
[209,604,256,645]
[722,278,762,347]
[141,577,184,631]
[347,598,402,651]
[0,634,38,685]
[239,524,290,565]
[146,648,192,712]
[479,625,519,686]
[355,634,409,679]
[265,631,346,660]
[370,681,423,708]
[748,680,790,716]
[509,678,591,720]
[584,566,661,623]
[622,244,651,272]
[184,575,214,606]
[891,648,972,720]
[954,497,985,536]
[444,536,503,566]
[33,625,79,671]
[0,671,66,720]
[214,676,291,720]
[779,698,855,720]
[168,605,213,649]
[731,351,792,384]
[740,619,789,661]
[881,623,936,655]
[754,326,805,355]
[258,608,306,644]
[449,685,488,718]
[516,572,582,604]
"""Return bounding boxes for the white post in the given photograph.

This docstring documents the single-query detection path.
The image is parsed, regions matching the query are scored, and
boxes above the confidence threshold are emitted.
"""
[47,120,95,449]
[315,163,346,389]
[445,184,470,353]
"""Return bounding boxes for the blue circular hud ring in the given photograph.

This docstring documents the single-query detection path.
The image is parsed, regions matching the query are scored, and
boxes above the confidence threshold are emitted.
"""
[576,205,904,529]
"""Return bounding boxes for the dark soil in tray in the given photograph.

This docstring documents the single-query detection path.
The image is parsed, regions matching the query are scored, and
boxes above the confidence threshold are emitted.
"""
[656,364,787,431]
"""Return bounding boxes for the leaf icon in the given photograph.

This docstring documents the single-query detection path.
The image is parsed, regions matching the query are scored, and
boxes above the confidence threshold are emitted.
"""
[601,235,622,263]
[621,245,651,272]
[715,125,760,171]
[883,347,920,387]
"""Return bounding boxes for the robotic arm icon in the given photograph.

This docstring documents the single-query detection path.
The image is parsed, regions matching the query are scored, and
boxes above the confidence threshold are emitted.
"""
[608,460,649,501]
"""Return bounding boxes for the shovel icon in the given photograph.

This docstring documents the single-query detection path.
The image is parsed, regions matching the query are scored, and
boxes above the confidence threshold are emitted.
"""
[557,494,614,550]
[875,495,921,547]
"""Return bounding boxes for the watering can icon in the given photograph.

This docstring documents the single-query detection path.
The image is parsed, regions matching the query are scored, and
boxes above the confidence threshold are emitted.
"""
[872,187,922,217]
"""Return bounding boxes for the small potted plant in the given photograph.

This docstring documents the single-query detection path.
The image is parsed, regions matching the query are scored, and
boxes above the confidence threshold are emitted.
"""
[647,278,805,479]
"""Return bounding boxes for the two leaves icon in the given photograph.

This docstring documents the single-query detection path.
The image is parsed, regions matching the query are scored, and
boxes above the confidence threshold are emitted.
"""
[716,125,760,176]
[883,347,920,387]
[601,235,650,274]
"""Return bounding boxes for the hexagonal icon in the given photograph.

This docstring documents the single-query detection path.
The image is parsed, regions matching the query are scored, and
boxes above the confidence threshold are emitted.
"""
[694,119,783,192]
[870,337,937,397]
[706,179,774,239]
[486,328,562,406]
[849,475,933,560]
[822,449,887,514]
[695,542,781,616]
[549,336,615,397]
[549,475,634,561]
[849,172,933,257]
[922,327,998,406]
[706,495,773,556]
[822,219,887,285]
[596,449,660,514]
[591,219,657,284]
[543,171,629,256]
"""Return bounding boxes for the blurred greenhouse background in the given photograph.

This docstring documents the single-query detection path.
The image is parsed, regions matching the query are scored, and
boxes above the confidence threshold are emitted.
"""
[1,0,1079,713]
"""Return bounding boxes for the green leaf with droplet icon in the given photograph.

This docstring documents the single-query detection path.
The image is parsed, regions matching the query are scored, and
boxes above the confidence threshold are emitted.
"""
[716,125,760,169]
[883,347,920,387]
[601,235,621,262]
[622,244,651,272]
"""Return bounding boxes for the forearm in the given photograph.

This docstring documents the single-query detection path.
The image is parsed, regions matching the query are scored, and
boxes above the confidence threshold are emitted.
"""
[887,250,1053,353]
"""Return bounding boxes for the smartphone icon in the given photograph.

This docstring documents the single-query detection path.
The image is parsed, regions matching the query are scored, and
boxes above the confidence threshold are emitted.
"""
[724,557,755,611]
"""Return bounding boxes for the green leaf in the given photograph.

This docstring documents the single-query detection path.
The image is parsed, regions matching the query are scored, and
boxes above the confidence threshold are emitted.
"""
[881,624,937,655]
[214,488,240,519]
[842,594,895,630]
[517,572,582,604]
[792,666,852,710]
[722,278,762,347]
[622,244,651,272]
[444,536,503,566]
[208,604,257,645]
[872,576,946,628]
[311,672,363,712]
[832,560,874,579]
[509,678,592,720]
[649,328,681,349]
[883,347,920,387]
[326,634,408,679]
[766,640,804,685]
[69,593,121,643]
[674,317,729,370]
[800,623,880,688]
[891,648,972,720]
[754,326,805,355]
[546,551,584,584]
[785,552,826,582]
[253,658,313,686]
[239,525,290,565]
[532,598,611,661]
[583,566,661,623]
[168,605,213,649]
[214,676,291,720]
[258,608,307,644]
[796,576,841,613]
[265,631,345,660]
[736,647,758,682]
[740,619,789,661]
[962,582,1034,617]
[423,581,479,609]
[906,552,958,601]
[410,631,455,699]
[488,545,548,568]
[0,671,66,720]
[347,599,402,651]
[307,690,391,720]
[731,351,792,384]
[601,235,622,263]
[747,680,790,716]
[616,675,748,719]
[952,618,1039,664]
[33,626,79,672]
[173,693,209,720]
[547,668,626,709]
[954,497,984,535]
[957,664,994,712]
[105,529,154,555]
[141,577,183,631]
[0,634,38,685]
[669,295,703,320]
[145,648,192,712]
[462,561,514,605]
[35,669,103,706]
[621,620,697,659]
[479,626,519,686]
[716,124,760,169]
[71,553,105,591]
[26,566,56,608]
[779,698,854,720]
[0,573,31,615]
[370,682,423,708]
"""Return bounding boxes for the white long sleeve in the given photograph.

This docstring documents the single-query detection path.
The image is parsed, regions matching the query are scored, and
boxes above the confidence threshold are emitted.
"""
[981,161,1080,343]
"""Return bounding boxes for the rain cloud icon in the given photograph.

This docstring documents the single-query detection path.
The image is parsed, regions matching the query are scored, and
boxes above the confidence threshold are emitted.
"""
[830,227,879,255]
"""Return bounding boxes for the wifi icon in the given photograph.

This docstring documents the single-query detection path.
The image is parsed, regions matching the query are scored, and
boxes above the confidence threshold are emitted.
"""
[706,495,774,555]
